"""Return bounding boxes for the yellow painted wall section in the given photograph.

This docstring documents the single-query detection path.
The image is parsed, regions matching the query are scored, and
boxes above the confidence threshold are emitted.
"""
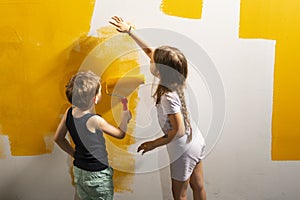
[0,2,139,193]
[160,0,203,19]
[0,0,95,156]
[239,0,300,160]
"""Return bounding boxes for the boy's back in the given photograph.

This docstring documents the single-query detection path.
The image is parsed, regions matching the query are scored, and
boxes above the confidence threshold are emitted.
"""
[66,107,108,171]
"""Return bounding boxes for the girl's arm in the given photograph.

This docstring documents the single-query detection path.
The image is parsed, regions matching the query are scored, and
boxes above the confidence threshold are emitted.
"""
[137,112,185,155]
[54,109,75,157]
[96,110,131,139]
[109,16,153,59]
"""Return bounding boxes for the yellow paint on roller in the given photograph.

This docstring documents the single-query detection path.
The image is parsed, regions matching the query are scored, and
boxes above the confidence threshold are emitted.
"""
[240,0,300,160]
[0,0,95,156]
[160,0,203,19]
[105,75,145,97]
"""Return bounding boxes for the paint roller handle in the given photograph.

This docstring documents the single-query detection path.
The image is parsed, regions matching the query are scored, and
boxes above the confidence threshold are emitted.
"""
[121,98,128,111]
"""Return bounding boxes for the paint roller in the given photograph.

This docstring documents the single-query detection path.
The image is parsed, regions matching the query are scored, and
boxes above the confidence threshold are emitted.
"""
[103,75,145,110]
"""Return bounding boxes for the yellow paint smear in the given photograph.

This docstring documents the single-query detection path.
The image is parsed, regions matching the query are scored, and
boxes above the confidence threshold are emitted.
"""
[0,0,95,156]
[240,0,300,160]
[0,135,8,158]
[160,0,203,19]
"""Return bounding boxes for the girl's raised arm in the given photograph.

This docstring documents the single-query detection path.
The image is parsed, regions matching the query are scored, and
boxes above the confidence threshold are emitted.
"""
[109,16,153,59]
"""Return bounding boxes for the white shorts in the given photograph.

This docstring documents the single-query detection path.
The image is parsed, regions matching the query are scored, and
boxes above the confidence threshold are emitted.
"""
[167,131,205,181]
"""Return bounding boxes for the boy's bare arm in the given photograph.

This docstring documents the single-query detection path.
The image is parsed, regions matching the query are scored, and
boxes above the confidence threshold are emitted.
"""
[96,110,131,139]
[54,110,75,157]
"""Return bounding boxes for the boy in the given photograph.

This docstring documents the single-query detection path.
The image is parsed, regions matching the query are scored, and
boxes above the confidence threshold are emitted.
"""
[55,71,131,200]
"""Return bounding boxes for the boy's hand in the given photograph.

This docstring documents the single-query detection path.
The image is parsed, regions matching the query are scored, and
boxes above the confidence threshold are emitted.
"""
[121,97,128,111]
[121,110,132,123]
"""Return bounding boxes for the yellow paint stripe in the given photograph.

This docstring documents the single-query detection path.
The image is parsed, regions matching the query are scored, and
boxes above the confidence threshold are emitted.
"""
[240,0,300,160]
[160,0,203,19]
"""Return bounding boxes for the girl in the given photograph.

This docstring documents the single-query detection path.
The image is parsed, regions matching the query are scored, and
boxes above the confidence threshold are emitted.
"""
[110,16,206,200]
[54,70,131,200]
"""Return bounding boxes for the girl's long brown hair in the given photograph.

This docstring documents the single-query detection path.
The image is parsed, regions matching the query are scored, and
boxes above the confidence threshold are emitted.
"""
[153,46,192,140]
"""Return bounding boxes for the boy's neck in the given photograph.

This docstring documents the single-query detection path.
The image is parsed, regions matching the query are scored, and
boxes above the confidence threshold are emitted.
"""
[73,106,95,117]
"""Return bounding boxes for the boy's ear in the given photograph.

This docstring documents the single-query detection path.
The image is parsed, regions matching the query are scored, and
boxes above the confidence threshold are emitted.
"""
[95,87,101,104]
[94,96,98,104]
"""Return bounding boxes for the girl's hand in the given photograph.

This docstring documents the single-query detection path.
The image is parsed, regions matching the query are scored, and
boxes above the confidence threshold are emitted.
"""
[109,16,131,33]
[137,141,155,155]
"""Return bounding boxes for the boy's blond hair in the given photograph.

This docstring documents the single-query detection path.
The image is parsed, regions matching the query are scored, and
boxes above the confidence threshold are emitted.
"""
[65,71,101,109]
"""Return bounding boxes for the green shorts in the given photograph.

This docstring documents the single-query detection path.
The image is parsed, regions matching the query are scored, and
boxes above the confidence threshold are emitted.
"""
[73,166,114,200]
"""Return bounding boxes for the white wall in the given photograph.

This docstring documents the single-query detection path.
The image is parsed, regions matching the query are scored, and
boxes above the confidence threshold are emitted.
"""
[1,0,300,199]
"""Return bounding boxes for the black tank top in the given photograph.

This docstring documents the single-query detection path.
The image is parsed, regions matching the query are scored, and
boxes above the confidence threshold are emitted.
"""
[66,107,108,171]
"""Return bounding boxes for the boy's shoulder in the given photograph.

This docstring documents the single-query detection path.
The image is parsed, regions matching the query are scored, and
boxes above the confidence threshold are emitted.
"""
[90,114,107,126]
[88,114,103,122]
[86,114,104,133]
